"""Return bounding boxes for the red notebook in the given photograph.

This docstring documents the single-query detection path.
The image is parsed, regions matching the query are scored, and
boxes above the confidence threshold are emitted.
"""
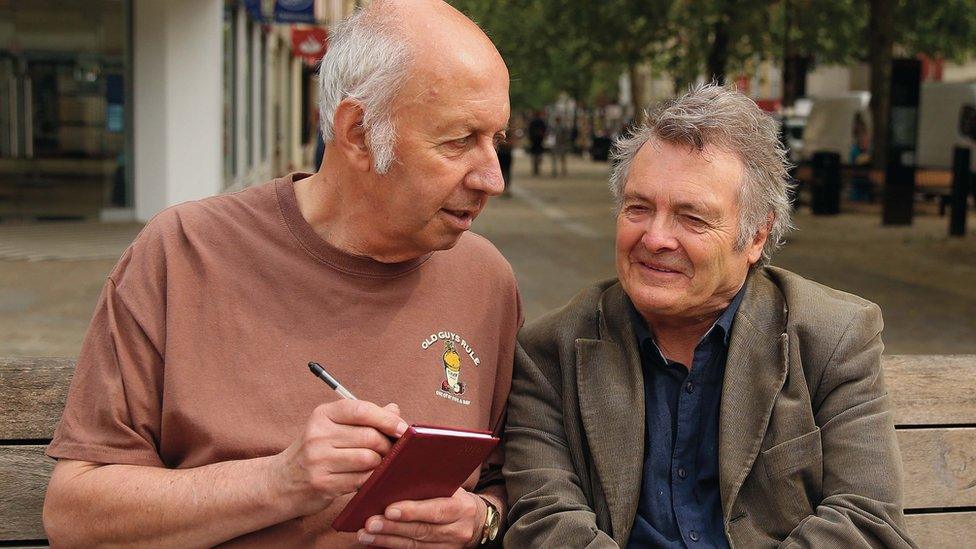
[331,424,499,532]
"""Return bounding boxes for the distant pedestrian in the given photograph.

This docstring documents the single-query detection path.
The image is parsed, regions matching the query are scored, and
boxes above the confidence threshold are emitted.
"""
[550,116,571,177]
[849,112,873,201]
[528,112,547,176]
[498,137,513,195]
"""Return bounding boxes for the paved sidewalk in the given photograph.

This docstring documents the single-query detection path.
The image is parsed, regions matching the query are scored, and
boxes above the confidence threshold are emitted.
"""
[0,222,144,261]
[1,155,974,357]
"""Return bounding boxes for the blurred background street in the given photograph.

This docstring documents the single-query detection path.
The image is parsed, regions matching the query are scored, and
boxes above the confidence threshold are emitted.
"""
[3,153,974,356]
[1,0,975,358]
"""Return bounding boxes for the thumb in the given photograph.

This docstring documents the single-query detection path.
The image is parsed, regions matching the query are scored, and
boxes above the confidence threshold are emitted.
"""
[384,402,401,417]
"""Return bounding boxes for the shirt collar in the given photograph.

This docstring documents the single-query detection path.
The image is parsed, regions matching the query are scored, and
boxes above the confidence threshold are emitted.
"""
[628,281,748,358]
[714,282,747,345]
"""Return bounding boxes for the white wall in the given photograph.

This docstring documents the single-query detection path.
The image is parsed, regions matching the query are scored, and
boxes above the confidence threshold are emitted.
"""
[134,0,222,222]
[806,65,852,96]
[943,59,976,83]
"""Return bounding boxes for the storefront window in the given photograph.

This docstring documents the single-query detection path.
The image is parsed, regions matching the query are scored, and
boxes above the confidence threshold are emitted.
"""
[0,0,131,221]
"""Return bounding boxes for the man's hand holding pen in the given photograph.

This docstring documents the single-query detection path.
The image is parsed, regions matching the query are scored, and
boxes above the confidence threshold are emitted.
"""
[272,400,408,518]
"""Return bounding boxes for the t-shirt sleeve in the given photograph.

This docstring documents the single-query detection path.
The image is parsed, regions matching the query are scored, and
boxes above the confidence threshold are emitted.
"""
[46,248,167,467]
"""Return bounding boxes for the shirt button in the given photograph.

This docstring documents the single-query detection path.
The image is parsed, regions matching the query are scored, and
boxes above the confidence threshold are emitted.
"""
[677,467,688,479]
[689,531,701,542]
[685,381,695,393]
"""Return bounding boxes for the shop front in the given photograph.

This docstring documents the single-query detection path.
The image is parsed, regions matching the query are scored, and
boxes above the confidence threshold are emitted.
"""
[0,0,132,221]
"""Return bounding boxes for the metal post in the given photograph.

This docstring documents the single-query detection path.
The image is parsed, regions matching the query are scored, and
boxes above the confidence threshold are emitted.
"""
[811,151,841,215]
[950,146,971,237]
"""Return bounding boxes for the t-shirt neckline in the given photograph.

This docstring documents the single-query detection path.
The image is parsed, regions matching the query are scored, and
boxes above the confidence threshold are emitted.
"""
[275,172,432,278]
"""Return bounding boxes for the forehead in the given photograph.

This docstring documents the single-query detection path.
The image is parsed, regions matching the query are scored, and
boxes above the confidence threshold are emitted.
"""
[395,53,510,134]
[624,140,744,207]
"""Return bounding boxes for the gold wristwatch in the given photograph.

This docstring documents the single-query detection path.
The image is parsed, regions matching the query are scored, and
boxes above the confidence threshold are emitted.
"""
[477,496,500,545]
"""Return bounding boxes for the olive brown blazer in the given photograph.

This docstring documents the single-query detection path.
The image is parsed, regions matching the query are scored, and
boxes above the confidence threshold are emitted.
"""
[503,267,915,548]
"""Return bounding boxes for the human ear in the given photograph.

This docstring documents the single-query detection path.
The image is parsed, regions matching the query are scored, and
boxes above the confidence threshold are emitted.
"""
[331,99,372,172]
[747,213,773,264]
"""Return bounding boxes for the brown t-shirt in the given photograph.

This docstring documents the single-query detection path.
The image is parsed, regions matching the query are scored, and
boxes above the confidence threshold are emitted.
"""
[47,173,522,546]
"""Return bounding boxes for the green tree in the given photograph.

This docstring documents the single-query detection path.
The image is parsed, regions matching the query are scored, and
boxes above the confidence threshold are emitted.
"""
[548,0,675,121]
[773,0,866,106]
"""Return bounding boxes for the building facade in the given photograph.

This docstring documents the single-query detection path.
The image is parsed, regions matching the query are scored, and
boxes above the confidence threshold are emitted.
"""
[0,0,354,223]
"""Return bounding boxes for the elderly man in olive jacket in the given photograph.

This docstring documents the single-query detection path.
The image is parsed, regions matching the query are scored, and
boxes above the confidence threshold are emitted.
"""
[504,85,915,548]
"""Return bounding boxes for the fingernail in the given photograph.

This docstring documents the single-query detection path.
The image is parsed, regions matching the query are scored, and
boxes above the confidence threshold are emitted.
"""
[367,519,383,533]
[395,421,408,436]
[358,532,375,544]
[386,507,402,520]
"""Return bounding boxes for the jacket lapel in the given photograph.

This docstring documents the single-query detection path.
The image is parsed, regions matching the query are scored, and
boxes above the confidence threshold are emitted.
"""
[575,283,645,544]
[719,270,789,519]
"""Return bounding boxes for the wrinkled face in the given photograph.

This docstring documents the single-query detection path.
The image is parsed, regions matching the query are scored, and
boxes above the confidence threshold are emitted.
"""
[615,140,766,322]
[374,59,510,256]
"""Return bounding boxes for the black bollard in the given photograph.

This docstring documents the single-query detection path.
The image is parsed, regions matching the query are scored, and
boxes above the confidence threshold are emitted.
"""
[811,152,841,215]
[949,146,971,237]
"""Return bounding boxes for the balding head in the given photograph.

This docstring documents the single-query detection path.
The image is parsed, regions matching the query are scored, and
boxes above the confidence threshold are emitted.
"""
[391,0,505,71]
[317,0,507,174]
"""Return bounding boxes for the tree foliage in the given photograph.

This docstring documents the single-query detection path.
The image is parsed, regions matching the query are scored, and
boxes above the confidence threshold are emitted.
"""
[897,0,976,62]
[449,0,976,113]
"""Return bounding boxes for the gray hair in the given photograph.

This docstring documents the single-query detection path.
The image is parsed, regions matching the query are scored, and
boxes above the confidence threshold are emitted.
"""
[609,83,795,266]
[317,2,414,174]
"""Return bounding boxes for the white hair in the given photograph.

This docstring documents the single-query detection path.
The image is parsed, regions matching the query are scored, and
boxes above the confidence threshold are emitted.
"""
[609,83,795,266]
[317,2,413,174]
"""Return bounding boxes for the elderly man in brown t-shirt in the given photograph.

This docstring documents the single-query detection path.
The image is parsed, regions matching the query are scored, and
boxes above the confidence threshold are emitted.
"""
[43,1,521,547]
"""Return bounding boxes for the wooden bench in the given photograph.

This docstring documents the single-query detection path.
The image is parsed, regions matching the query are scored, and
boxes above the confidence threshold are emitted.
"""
[2,356,974,546]
[793,165,960,213]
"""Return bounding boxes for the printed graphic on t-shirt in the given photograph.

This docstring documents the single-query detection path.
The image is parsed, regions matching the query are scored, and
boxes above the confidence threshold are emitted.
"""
[420,330,481,406]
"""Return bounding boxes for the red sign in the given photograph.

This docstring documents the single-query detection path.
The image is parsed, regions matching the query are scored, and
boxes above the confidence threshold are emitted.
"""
[291,27,328,65]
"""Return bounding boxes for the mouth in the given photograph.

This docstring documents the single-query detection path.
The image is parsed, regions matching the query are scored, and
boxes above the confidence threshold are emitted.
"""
[440,207,479,230]
[635,260,685,277]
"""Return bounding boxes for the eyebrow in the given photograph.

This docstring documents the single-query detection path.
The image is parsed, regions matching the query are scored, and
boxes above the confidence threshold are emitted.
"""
[622,192,719,216]
[674,201,719,216]
[442,123,509,138]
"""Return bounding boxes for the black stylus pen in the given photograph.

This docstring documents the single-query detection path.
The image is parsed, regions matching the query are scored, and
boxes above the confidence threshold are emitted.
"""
[308,362,358,400]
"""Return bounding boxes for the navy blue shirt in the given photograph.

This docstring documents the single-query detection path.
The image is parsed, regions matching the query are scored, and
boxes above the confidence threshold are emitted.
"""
[626,287,746,548]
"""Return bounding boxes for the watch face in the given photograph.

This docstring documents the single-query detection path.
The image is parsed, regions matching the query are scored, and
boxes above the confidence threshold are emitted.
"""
[487,508,500,539]
[488,519,500,540]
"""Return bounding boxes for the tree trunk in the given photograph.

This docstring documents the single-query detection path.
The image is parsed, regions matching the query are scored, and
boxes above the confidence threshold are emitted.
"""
[782,56,810,108]
[780,0,810,109]
[628,62,645,124]
[869,0,894,171]
[707,14,730,83]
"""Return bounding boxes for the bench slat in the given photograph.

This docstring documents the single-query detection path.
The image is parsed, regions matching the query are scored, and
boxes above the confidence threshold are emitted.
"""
[883,355,976,426]
[0,445,52,540]
[2,355,974,545]
[899,427,976,509]
[0,358,75,440]
[905,511,976,549]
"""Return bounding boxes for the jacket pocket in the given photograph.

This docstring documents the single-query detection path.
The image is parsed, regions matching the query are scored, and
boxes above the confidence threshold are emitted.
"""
[761,427,822,479]
[755,428,824,535]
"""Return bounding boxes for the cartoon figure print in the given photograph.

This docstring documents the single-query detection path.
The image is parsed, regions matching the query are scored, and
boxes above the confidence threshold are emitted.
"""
[441,340,465,395]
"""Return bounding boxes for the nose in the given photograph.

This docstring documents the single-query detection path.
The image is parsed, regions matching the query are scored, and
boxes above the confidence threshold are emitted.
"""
[463,139,505,197]
[639,214,680,253]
